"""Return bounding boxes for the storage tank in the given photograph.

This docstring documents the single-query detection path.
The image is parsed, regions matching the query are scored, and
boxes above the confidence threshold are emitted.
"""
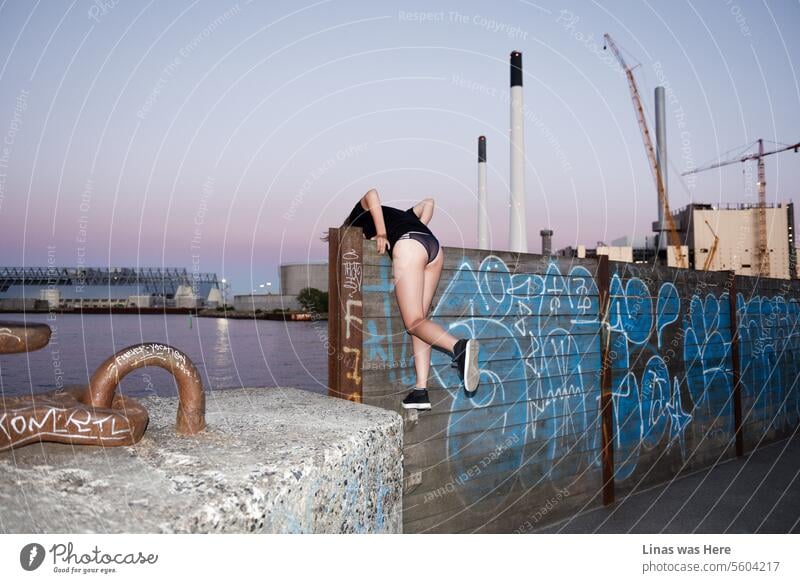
[280,262,328,295]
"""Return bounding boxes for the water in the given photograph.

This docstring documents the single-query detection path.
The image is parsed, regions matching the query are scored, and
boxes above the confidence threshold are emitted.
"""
[0,314,328,398]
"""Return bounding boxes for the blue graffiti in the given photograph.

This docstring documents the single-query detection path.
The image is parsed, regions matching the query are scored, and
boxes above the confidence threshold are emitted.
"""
[363,253,800,503]
[369,254,603,508]
[737,292,800,433]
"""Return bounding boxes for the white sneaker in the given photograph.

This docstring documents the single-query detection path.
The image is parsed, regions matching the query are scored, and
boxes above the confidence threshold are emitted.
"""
[453,338,480,396]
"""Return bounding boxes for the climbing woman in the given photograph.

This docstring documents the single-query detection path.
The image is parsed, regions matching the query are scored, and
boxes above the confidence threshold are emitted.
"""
[329,188,480,410]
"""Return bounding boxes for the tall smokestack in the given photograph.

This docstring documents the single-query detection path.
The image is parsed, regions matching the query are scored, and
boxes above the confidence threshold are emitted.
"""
[654,86,668,251]
[540,229,553,255]
[478,136,488,249]
[509,50,528,253]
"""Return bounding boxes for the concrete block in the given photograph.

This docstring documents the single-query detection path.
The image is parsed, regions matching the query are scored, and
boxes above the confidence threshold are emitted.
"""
[0,387,403,533]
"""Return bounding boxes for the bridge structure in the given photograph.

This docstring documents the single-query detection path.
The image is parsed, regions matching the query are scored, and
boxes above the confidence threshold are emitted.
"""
[0,266,220,296]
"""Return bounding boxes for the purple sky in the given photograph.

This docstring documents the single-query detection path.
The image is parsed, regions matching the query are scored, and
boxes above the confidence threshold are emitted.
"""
[0,0,798,293]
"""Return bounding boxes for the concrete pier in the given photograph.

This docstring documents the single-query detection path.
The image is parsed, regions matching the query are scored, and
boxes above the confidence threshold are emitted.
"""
[0,387,403,533]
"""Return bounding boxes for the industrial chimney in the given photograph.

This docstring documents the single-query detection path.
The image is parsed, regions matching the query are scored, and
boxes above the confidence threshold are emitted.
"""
[540,229,553,255]
[478,136,488,249]
[654,86,668,251]
[509,51,528,253]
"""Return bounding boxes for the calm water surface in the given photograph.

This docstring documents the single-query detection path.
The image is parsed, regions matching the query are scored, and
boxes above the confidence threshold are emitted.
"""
[0,314,328,398]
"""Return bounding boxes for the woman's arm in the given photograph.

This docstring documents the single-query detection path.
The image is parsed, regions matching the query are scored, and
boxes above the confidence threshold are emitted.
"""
[361,188,387,234]
[361,188,390,254]
[412,197,435,225]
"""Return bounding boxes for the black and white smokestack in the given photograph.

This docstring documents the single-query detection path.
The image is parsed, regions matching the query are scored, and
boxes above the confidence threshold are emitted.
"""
[478,136,488,249]
[509,50,527,253]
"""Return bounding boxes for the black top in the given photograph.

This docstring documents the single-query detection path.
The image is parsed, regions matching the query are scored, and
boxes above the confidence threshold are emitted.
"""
[345,201,434,256]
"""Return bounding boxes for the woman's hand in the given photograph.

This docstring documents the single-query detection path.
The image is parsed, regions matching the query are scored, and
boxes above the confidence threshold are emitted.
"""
[375,233,390,255]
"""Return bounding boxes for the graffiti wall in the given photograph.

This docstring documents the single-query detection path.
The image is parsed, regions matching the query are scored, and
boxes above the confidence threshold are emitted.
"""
[328,230,800,533]
[606,264,736,489]
[735,276,800,452]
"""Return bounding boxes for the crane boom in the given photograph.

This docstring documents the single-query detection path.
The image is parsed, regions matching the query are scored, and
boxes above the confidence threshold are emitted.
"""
[603,33,687,268]
[703,220,719,271]
[682,141,800,175]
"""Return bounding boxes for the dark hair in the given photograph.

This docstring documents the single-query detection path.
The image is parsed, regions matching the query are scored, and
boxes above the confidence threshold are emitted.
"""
[320,214,355,242]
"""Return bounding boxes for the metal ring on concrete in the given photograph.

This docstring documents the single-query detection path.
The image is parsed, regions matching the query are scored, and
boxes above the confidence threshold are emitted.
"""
[0,324,206,451]
[84,343,206,435]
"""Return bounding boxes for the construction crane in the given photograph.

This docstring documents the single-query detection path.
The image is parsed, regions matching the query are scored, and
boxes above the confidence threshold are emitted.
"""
[682,139,800,278]
[603,33,687,268]
[703,220,719,271]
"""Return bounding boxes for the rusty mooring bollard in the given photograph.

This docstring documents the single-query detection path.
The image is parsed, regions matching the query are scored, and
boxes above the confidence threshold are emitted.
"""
[86,342,206,435]
[0,320,206,452]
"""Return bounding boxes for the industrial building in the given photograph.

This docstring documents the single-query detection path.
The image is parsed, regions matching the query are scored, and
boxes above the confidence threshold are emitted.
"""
[232,294,302,312]
[0,266,223,310]
[672,201,797,278]
[233,262,328,313]
[556,201,799,280]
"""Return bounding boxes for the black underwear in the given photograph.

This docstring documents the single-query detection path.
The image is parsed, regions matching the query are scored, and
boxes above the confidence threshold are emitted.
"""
[397,231,440,263]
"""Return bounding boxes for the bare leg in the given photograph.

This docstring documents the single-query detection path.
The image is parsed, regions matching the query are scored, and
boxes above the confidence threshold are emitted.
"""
[393,241,458,379]
[410,247,446,388]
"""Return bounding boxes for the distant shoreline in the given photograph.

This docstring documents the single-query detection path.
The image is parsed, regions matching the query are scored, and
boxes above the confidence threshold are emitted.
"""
[0,307,327,321]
